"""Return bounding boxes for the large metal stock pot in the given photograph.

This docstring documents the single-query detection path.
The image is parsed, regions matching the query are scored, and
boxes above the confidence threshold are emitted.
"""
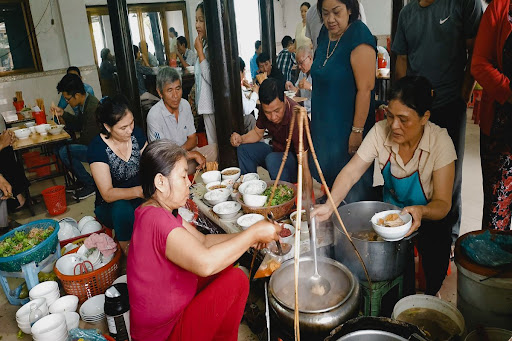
[268,257,360,337]
[333,201,414,281]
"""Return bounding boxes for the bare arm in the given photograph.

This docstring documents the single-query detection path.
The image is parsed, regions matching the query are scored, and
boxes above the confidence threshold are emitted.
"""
[461,39,476,104]
[90,162,143,203]
[165,220,280,277]
[349,44,376,154]
[395,55,407,80]
[231,126,265,147]
[402,162,454,236]
[182,134,198,151]
[312,154,373,221]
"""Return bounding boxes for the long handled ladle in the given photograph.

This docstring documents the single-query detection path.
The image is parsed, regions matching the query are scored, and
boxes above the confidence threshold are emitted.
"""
[307,209,331,295]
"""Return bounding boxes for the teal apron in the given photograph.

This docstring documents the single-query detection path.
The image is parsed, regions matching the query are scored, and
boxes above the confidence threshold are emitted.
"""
[381,151,428,208]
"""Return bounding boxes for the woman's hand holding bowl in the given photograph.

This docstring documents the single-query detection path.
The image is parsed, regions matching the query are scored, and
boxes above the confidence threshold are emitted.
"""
[401,205,424,237]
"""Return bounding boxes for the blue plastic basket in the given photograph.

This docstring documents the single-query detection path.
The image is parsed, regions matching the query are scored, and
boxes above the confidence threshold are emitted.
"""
[0,219,59,272]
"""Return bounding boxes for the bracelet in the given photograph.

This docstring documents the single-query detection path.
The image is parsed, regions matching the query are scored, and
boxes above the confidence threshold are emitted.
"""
[351,126,364,134]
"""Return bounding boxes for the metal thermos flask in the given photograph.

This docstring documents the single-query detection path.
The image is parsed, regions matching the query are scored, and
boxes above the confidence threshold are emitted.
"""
[104,283,131,341]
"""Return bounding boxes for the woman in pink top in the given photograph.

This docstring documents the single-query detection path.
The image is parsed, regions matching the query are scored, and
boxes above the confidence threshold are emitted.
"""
[127,140,281,341]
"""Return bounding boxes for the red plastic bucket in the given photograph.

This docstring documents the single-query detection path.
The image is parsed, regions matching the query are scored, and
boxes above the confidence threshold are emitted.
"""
[33,111,47,124]
[13,101,24,112]
[22,151,40,168]
[42,185,67,216]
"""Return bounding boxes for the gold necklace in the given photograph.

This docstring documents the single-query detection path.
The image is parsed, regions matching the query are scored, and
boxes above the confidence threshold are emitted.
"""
[323,28,347,67]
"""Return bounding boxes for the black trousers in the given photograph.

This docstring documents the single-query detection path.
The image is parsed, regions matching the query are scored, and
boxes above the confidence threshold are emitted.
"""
[0,146,29,197]
[429,98,467,239]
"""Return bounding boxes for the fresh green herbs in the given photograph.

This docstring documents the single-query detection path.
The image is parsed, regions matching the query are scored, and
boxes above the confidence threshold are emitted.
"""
[0,227,54,258]
[263,185,294,207]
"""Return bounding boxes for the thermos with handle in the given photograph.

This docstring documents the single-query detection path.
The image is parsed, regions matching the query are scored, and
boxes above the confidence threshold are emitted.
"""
[104,283,131,341]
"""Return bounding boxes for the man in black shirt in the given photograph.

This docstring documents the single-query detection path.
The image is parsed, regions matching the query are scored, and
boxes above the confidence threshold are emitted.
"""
[256,52,284,84]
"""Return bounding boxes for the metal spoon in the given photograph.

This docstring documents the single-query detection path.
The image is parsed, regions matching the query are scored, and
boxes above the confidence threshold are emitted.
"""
[307,213,331,295]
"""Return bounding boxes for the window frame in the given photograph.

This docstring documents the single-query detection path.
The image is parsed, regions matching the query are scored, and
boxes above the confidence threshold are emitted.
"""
[86,2,189,67]
[0,0,43,77]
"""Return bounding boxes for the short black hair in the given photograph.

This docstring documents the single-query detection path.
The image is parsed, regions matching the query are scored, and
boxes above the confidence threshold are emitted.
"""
[133,45,139,60]
[239,57,245,73]
[301,2,311,9]
[281,36,294,49]
[57,74,85,96]
[66,66,81,76]
[257,52,271,66]
[140,140,188,199]
[196,2,203,13]
[255,40,261,50]
[317,0,360,23]
[389,76,435,117]
[259,78,285,105]
[177,36,188,48]
[96,94,132,138]
[100,48,110,60]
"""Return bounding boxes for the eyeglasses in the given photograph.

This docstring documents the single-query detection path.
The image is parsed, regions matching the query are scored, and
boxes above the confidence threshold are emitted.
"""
[297,56,311,66]
[63,95,74,103]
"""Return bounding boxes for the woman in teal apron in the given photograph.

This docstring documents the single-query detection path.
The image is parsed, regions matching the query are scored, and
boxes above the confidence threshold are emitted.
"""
[314,76,457,295]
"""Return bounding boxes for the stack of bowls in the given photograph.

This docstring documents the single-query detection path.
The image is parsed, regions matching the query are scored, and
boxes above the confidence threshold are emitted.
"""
[55,253,88,275]
[31,313,68,341]
[64,312,80,331]
[29,281,60,307]
[80,220,102,235]
[16,298,49,334]
[58,218,80,241]
[80,294,105,323]
[49,295,79,314]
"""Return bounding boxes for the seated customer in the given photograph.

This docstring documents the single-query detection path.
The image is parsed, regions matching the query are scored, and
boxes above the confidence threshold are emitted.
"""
[176,36,196,68]
[133,45,160,102]
[51,74,100,200]
[256,52,284,84]
[146,67,217,174]
[88,95,147,255]
[230,78,311,184]
[127,140,280,340]
[57,66,95,116]
[286,45,312,114]
[0,130,29,210]
[239,57,258,132]
[276,35,297,83]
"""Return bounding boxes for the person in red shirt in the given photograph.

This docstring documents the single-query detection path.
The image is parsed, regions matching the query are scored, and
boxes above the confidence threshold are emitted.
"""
[127,140,281,341]
[472,0,512,230]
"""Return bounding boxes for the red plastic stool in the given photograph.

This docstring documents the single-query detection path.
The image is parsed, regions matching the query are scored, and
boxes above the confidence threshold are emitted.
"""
[197,132,208,147]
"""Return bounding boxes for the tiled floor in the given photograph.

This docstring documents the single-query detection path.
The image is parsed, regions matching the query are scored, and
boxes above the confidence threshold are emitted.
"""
[0,110,484,340]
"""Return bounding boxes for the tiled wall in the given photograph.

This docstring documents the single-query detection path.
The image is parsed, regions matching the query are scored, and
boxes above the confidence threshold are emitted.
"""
[0,66,102,120]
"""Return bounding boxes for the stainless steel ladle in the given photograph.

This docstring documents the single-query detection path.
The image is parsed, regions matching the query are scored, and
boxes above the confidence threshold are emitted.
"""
[307,207,331,295]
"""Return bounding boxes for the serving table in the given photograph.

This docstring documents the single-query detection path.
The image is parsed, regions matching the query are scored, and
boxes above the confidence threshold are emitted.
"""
[190,183,334,276]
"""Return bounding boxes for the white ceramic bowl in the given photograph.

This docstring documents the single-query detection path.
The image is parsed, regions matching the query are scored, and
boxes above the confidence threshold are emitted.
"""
[213,201,241,219]
[80,220,102,234]
[29,126,37,134]
[237,213,265,230]
[80,294,105,319]
[290,209,308,232]
[204,188,231,206]
[55,254,87,276]
[78,216,95,231]
[239,180,267,195]
[59,217,78,229]
[243,193,267,207]
[29,281,59,301]
[371,210,412,242]
[31,313,67,338]
[48,124,65,135]
[285,90,295,98]
[25,121,36,127]
[279,224,296,244]
[112,274,127,285]
[231,189,239,200]
[378,68,390,77]
[16,298,48,323]
[186,66,194,73]
[49,295,79,313]
[201,170,221,184]
[242,173,259,182]
[14,128,31,139]
[205,181,228,192]
[221,179,235,187]
[58,221,80,241]
[35,124,50,135]
[221,167,241,181]
[64,312,80,331]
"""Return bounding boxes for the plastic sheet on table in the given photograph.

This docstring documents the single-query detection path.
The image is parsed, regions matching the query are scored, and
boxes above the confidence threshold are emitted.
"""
[461,230,512,267]
[67,328,107,340]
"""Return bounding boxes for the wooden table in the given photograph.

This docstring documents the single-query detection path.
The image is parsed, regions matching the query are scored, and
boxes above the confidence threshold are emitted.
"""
[190,182,334,277]
[13,130,71,151]
[5,115,35,128]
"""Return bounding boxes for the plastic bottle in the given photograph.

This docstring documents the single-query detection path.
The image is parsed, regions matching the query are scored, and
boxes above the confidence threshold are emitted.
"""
[105,283,131,341]
[29,303,43,327]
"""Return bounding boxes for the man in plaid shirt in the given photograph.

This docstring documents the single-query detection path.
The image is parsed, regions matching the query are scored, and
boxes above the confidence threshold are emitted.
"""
[276,36,297,83]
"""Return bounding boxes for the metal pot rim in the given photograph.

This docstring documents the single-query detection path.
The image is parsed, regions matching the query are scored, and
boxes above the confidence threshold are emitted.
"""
[269,256,356,313]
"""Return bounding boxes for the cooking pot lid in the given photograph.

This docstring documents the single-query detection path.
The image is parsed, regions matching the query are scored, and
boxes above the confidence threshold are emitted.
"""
[269,257,355,313]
